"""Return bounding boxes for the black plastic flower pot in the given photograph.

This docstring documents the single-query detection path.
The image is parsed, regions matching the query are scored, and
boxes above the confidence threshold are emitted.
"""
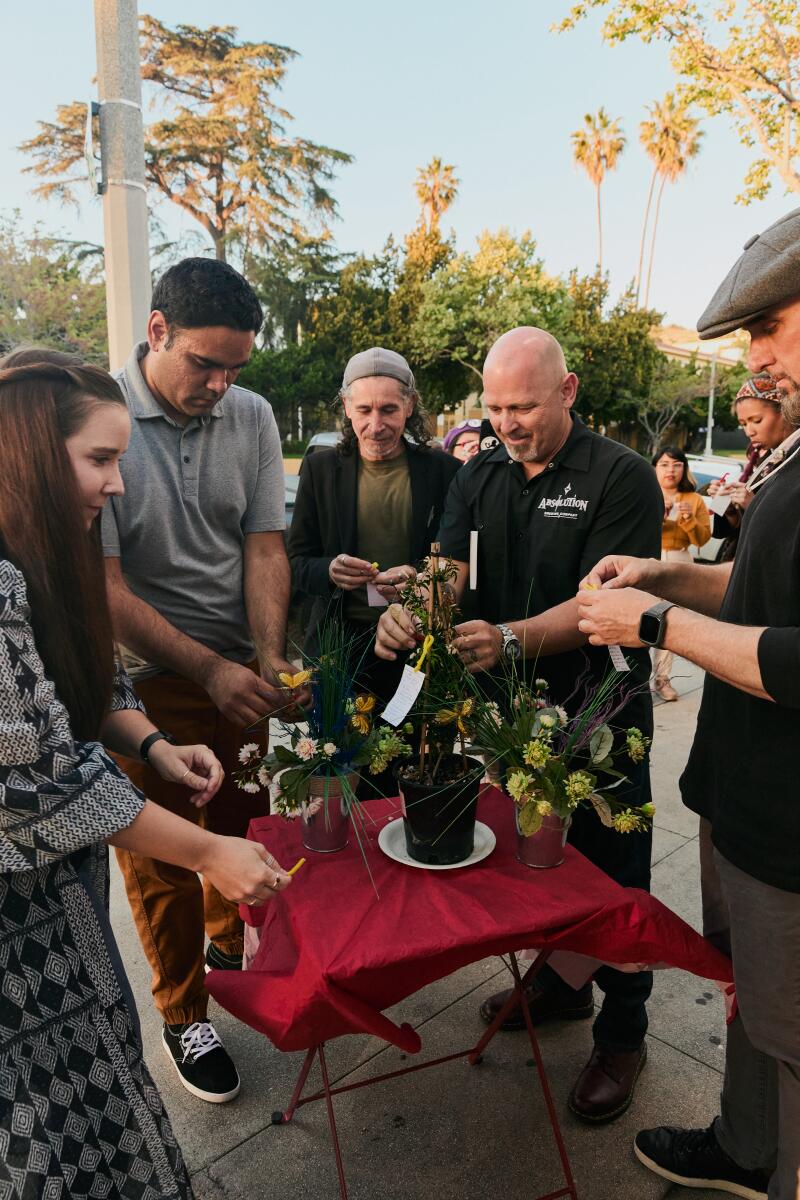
[396,755,483,865]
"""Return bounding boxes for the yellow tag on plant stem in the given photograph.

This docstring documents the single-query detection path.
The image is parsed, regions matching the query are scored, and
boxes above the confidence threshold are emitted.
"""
[413,633,435,672]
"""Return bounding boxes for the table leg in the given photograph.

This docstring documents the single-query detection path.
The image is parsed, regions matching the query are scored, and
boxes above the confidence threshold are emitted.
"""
[318,1043,349,1200]
[467,948,554,1066]
[273,1046,316,1124]
[510,952,578,1200]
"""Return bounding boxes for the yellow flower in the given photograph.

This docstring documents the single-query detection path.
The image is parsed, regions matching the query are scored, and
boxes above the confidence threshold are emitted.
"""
[523,739,551,769]
[613,808,643,833]
[277,668,312,689]
[506,770,535,803]
[434,698,474,735]
[350,694,376,734]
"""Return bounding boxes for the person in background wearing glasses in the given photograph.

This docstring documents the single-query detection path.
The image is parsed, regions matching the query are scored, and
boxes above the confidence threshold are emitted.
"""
[443,417,482,463]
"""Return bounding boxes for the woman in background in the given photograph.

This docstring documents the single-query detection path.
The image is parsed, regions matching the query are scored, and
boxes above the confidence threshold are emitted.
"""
[707,373,796,560]
[0,351,290,1197]
[651,445,711,701]
[443,417,481,463]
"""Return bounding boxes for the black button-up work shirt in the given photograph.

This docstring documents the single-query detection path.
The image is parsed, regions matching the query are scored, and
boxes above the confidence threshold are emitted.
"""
[437,415,663,733]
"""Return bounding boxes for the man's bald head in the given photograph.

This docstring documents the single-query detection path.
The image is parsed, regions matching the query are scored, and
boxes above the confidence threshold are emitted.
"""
[481,327,578,473]
[483,327,567,393]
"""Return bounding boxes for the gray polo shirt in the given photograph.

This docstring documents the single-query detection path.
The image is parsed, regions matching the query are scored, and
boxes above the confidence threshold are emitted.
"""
[102,342,284,675]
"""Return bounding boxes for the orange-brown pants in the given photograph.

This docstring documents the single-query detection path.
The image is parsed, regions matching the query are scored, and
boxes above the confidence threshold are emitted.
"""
[114,665,268,1025]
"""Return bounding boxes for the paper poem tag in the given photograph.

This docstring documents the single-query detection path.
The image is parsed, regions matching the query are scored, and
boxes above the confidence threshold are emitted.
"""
[381,666,425,726]
[469,530,478,590]
[666,502,680,521]
[366,583,389,607]
[608,644,631,673]
[706,493,731,517]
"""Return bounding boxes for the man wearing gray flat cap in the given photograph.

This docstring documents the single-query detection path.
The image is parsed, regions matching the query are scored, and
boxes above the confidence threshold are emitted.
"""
[576,208,800,1200]
[288,347,459,786]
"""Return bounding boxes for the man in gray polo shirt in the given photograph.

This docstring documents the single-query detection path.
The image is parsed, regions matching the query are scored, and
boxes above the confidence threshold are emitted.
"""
[103,257,304,1104]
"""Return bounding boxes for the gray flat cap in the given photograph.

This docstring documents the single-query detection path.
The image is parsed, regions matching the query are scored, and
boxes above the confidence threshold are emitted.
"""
[697,207,800,339]
[342,347,415,389]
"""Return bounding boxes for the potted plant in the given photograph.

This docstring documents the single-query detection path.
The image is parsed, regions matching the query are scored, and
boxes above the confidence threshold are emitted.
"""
[235,621,410,854]
[390,545,487,865]
[469,670,654,868]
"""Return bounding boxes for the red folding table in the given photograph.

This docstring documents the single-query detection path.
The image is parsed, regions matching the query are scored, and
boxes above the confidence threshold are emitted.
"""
[207,789,731,1200]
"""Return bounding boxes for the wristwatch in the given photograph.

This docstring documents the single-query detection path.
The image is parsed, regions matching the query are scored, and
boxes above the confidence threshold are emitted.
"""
[496,623,521,661]
[139,729,177,764]
[638,601,675,648]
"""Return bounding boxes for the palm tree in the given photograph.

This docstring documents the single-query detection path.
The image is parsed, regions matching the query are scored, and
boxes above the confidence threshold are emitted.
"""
[571,109,626,274]
[638,93,703,306]
[414,157,460,232]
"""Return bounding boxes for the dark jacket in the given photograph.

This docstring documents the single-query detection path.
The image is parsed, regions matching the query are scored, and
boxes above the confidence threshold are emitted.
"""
[288,439,461,647]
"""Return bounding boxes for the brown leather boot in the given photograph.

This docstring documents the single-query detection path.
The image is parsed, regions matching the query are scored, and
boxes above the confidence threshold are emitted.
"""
[568,1042,647,1123]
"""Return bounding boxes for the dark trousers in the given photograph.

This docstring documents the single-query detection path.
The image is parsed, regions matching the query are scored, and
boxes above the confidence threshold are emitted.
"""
[537,758,654,1052]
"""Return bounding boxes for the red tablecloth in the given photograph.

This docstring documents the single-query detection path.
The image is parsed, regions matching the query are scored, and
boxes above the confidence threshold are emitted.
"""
[207,789,731,1055]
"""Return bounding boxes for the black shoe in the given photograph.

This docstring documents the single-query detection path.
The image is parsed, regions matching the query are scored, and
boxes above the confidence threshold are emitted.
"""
[479,981,594,1031]
[162,1020,240,1103]
[204,943,243,974]
[634,1124,771,1199]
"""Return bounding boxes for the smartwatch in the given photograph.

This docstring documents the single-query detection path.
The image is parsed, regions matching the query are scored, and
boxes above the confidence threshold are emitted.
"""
[637,601,675,649]
[139,730,177,764]
[496,623,522,661]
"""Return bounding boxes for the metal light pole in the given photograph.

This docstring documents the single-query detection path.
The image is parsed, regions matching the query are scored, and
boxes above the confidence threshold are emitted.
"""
[703,350,718,458]
[94,0,150,370]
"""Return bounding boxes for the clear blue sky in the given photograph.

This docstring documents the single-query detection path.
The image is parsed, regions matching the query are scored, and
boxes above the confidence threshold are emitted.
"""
[0,0,793,327]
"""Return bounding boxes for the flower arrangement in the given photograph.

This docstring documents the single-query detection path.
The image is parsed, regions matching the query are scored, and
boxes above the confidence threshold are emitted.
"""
[235,621,410,815]
[468,671,654,836]
[393,545,484,787]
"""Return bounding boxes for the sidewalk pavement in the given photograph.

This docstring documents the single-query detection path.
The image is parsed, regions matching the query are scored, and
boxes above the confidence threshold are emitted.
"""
[110,659,727,1199]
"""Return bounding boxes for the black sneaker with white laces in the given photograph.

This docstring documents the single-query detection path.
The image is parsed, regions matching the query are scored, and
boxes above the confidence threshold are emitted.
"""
[634,1124,771,1200]
[162,1020,240,1103]
[204,943,243,973]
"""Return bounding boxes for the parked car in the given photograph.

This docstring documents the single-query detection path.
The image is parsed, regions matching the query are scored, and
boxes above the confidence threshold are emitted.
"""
[686,454,745,562]
[303,431,341,457]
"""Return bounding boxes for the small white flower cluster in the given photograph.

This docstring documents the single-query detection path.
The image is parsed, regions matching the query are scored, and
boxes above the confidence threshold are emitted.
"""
[238,742,260,764]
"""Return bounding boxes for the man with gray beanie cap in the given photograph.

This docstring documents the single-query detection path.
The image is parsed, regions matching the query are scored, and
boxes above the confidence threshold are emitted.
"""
[288,347,459,787]
[576,207,800,1200]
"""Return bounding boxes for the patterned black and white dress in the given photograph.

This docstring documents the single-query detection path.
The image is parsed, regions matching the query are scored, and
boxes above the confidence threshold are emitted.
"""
[0,560,193,1198]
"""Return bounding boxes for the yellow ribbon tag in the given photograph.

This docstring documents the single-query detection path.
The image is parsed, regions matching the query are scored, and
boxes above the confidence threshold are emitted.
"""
[413,634,435,672]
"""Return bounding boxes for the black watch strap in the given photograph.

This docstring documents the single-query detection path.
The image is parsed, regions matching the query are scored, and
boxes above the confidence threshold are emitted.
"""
[140,730,177,764]
[638,600,675,648]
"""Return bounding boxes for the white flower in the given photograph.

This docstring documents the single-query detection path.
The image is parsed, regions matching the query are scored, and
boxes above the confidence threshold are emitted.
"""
[535,678,547,690]
[241,781,260,794]
[322,742,338,757]
[238,742,259,764]
[554,705,568,726]
[295,736,319,761]
[539,714,556,729]
[257,766,271,787]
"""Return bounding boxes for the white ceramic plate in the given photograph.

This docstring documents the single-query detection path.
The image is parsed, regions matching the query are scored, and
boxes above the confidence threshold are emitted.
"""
[377,818,496,871]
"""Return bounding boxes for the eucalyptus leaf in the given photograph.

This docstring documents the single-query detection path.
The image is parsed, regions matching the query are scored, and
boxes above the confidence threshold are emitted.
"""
[518,802,543,837]
[589,793,615,828]
[590,725,614,763]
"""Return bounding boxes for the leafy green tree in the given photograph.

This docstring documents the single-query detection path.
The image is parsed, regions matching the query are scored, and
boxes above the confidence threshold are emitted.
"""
[248,238,344,349]
[310,245,399,368]
[410,229,571,388]
[20,18,352,260]
[0,214,108,362]
[636,355,746,454]
[237,341,339,440]
[570,109,626,272]
[638,93,704,305]
[562,272,664,431]
[558,0,800,204]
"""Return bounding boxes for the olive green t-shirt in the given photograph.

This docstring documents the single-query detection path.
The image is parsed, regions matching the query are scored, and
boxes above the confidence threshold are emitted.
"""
[345,449,412,625]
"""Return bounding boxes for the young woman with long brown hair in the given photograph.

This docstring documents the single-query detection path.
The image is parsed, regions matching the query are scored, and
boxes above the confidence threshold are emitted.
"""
[0,350,291,1197]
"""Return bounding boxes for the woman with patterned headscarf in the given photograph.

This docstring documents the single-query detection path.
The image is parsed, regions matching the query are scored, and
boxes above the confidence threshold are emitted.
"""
[708,373,797,561]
